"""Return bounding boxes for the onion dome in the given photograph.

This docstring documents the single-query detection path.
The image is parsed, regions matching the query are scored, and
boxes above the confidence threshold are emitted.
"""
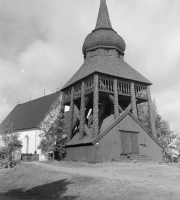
[82,0,126,57]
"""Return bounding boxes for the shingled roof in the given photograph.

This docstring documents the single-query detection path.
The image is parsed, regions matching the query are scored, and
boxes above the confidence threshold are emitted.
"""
[95,0,112,30]
[0,92,61,131]
[62,55,152,89]
[62,0,151,90]
[83,0,126,56]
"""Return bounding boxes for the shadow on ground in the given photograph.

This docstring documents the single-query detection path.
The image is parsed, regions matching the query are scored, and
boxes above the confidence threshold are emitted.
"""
[0,179,79,200]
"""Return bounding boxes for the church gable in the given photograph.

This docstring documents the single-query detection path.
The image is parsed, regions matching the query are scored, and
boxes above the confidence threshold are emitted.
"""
[118,113,162,148]
[92,111,161,147]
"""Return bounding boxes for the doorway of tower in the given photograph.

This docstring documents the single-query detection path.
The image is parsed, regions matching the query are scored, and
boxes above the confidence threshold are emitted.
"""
[121,131,139,154]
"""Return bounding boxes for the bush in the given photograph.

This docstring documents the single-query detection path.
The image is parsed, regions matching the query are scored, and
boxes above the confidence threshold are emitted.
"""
[0,157,20,168]
[0,123,22,160]
[21,154,39,162]
[21,153,33,157]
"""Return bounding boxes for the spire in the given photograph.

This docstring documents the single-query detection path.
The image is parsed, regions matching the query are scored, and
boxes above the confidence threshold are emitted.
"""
[95,0,112,30]
[82,0,126,58]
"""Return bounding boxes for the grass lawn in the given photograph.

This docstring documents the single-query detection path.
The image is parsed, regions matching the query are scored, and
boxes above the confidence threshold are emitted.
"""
[0,161,180,200]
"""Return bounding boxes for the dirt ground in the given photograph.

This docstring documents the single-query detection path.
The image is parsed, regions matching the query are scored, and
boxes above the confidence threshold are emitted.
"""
[0,161,180,200]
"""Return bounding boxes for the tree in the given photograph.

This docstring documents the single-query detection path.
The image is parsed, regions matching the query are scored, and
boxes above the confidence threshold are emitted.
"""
[38,93,67,160]
[138,100,171,140]
[137,102,150,131]
[137,100,173,162]
[0,123,22,160]
[167,131,180,162]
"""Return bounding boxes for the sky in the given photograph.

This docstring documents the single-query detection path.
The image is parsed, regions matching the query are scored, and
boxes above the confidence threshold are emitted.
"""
[0,0,180,131]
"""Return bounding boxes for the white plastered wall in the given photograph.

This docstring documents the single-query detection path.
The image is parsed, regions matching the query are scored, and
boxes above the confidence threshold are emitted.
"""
[18,129,47,161]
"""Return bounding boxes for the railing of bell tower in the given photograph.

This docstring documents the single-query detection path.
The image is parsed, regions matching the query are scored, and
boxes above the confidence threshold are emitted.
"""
[85,77,94,94]
[63,76,148,103]
[99,76,114,92]
[117,80,131,95]
[98,76,131,95]
[73,84,81,99]
[134,84,147,99]
[64,89,71,103]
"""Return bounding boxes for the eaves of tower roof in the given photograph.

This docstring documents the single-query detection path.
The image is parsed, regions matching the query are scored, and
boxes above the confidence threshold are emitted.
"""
[62,55,152,90]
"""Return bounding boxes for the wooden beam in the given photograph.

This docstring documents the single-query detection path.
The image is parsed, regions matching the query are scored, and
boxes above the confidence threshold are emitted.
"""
[79,81,85,139]
[67,87,74,142]
[85,96,90,106]
[72,115,79,134]
[72,96,91,133]
[72,105,79,133]
[125,103,132,112]
[99,99,108,120]
[74,105,91,137]
[113,79,119,119]
[130,82,138,117]
[72,106,78,126]
[108,95,123,113]
[93,74,99,138]
[84,96,91,120]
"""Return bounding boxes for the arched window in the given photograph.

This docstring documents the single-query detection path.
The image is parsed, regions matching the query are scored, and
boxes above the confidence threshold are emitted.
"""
[24,135,29,153]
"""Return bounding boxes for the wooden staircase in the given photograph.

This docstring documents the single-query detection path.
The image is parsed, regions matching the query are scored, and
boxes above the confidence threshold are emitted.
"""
[121,154,152,162]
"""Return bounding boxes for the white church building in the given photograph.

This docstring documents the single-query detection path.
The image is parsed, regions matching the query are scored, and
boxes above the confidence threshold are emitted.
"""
[0,91,66,161]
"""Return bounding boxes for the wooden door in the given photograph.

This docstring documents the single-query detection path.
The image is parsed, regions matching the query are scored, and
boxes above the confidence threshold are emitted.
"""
[121,131,139,154]
[121,132,131,154]
[130,133,139,154]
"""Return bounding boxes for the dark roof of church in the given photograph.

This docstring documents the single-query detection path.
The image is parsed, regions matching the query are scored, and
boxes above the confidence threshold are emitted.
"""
[62,55,152,89]
[0,92,61,131]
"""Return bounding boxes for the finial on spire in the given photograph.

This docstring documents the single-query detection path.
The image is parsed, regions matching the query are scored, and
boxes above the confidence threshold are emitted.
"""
[95,0,112,30]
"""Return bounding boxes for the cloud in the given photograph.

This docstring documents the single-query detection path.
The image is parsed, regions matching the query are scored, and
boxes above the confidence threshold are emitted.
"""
[0,1,48,60]
[0,39,70,104]
[0,0,180,132]
[154,90,180,131]
[0,0,88,122]
[111,0,180,131]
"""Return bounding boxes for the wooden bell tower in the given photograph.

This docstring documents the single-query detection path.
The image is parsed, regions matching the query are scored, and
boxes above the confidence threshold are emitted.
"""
[61,0,156,145]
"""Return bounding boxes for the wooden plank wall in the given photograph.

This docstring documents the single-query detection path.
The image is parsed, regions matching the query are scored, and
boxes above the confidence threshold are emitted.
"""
[66,114,163,163]
[97,125,121,161]
[66,145,96,162]
[118,115,163,162]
